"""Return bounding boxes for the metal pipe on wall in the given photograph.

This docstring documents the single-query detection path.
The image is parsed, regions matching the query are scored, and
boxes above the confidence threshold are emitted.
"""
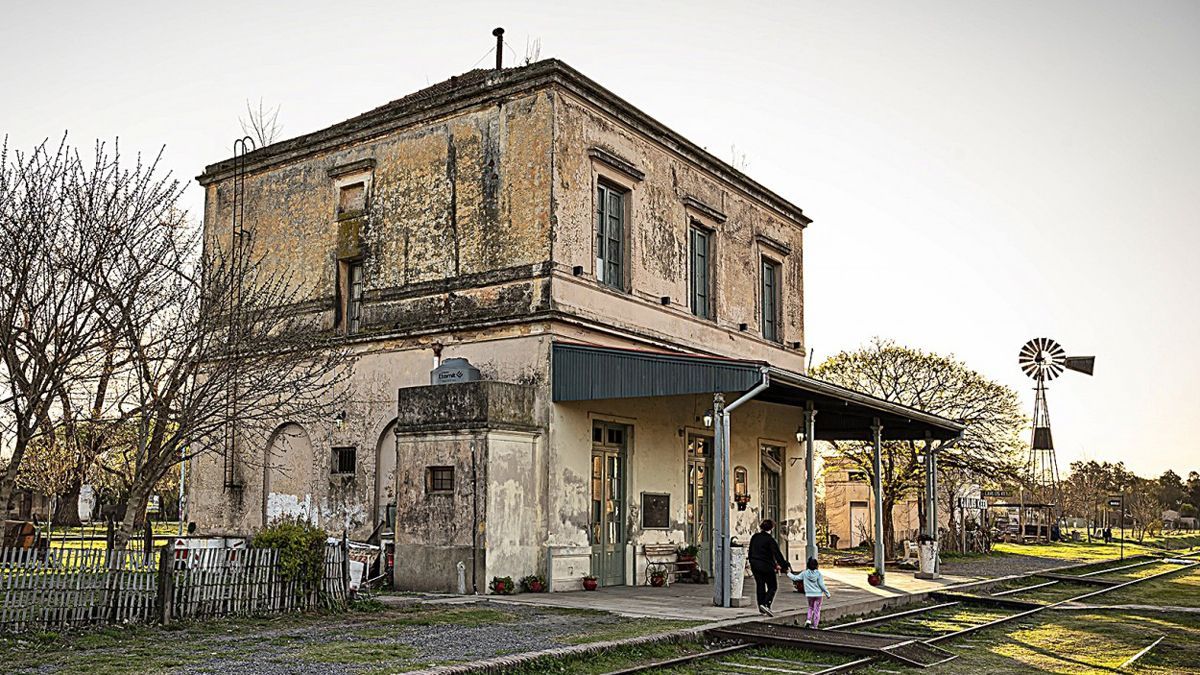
[712,369,770,608]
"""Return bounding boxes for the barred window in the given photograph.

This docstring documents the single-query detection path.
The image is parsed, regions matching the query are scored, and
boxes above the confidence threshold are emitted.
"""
[331,446,356,476]
[427,466,454,494]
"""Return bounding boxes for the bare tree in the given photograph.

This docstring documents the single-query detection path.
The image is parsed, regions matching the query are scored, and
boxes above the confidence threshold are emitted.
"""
[240,99,282,148]
[811,338,1026,553]
[0,137,117,517]
[2,136,349,545]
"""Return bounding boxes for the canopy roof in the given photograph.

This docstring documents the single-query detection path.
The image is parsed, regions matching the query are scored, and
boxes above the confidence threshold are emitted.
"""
[552,342,964,442]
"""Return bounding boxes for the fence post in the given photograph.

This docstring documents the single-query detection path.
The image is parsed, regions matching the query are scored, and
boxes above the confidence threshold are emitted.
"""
[341,531,350,602]
[156,542,175,626]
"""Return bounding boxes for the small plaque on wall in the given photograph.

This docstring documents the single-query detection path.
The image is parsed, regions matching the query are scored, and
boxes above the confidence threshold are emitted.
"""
[641,492,671,529]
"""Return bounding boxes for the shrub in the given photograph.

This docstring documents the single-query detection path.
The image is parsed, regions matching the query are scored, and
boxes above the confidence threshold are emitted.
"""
[253,516,327,592]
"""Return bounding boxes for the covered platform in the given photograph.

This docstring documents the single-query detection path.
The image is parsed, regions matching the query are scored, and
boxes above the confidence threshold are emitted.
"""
[486,564,976,622]
[552,342,965,606]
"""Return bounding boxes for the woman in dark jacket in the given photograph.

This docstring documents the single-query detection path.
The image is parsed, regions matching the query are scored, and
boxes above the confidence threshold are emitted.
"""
[748,519,790,616]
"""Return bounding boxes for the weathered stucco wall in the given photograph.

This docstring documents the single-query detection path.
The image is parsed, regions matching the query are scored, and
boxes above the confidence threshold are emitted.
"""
[201,89,555,338]
[189,333,551,541]
[549,90,806,369]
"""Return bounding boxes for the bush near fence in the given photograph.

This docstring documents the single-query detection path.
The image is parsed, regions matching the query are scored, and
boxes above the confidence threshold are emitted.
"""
[0,542,349,633]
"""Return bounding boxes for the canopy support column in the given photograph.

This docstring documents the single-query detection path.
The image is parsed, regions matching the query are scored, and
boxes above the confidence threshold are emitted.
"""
[712,371,770,608]
[871,418,885,583]
[804,403,818,562]
[711,393,728,608]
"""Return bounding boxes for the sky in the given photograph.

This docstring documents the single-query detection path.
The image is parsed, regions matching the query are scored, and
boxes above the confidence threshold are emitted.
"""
[2,1,1197,477]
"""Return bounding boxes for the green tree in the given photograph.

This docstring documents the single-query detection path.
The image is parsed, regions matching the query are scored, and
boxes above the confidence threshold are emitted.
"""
[811,338,1026,553]
[1157,470,1186,510]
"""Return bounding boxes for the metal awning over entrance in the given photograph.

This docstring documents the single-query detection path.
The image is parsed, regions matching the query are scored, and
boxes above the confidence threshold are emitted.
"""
[552,342,963,441]
[552,341,966,607]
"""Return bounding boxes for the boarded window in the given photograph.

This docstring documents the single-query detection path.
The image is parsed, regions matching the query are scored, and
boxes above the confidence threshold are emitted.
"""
[690,225,713,319]
[331,446,356,476]
[595,182,626,290]
[427,466,454,494]
[337,182,366,217]
[760,258,781,342]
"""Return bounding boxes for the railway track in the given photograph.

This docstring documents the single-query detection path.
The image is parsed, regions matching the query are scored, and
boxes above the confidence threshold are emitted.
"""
[603,550,1200,674]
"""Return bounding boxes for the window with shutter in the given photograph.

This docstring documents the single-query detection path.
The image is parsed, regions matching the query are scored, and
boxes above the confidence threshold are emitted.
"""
[761,258,781,342]
[690,226,713,319]
[595,182,627,290]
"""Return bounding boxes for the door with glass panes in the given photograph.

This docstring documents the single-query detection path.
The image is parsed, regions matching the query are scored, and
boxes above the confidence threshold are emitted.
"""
[590,422,628,587]
[761,444,784,556]
[686,434,714,574]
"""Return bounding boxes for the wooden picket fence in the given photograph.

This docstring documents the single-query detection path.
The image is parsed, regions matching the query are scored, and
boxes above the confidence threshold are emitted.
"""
[0,543,348,633]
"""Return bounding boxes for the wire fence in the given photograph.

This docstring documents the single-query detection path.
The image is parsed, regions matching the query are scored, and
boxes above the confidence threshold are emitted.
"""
[0,542,348,633]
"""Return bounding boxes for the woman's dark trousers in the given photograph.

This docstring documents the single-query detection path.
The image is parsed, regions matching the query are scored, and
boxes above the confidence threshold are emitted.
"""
[751,564,777,608]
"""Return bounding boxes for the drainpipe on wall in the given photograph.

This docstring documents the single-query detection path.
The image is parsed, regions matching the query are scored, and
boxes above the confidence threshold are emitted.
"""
[712,368,770,608]
[471,440,479,594]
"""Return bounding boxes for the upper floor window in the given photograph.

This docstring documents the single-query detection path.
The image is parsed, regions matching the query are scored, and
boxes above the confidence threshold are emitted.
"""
[331,446,357,476]
[689,225,714,319]
[760,258,781,342]
[337,260,364,334]
[595,182,627,290]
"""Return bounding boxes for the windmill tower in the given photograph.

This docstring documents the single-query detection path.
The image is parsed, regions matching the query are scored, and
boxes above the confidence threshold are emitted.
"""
[1018,338,1094,521]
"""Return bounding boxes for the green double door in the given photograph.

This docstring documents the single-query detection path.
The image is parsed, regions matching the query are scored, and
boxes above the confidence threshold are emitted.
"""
[590,422,627,587]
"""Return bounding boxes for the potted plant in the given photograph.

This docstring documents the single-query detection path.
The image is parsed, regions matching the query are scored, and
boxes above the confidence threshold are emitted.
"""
[648,563,668,587]
[582,574,598,591]
[676,544,700,563]
[489,575,515,595]
[867,571,883,587]
[520,574,547,593]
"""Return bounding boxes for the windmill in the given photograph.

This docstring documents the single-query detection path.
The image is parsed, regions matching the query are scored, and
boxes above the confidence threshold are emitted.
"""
[1018,338,1094,524]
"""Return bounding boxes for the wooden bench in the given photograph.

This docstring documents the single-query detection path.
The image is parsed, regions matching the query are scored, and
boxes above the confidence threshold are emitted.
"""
[642,544,696,586]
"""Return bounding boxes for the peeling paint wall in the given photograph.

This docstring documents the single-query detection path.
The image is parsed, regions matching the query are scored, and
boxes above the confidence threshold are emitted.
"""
[549,90,806,370]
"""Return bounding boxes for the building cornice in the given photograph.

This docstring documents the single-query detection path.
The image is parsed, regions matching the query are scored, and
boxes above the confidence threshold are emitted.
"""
[196,60,812,229]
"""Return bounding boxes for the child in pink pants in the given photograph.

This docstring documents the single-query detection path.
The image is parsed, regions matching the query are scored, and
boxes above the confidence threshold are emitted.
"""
[788,557,831,628]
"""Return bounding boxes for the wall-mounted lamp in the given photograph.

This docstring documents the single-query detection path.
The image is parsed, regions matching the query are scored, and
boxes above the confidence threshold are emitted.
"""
[702,410,714,428]
[795,426,806,444]
[334,410,348,430]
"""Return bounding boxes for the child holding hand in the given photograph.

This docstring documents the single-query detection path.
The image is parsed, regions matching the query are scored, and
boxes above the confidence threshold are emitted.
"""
[788,557,831,628]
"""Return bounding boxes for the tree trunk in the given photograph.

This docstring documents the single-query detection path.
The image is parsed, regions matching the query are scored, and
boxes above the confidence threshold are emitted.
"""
[53,478,84,527]
[0,437,30,518]
[882,496,896,557]
[114,479,153,550]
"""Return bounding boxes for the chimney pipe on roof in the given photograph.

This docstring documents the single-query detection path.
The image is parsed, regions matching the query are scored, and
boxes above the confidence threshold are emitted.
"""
[493,27,504,70]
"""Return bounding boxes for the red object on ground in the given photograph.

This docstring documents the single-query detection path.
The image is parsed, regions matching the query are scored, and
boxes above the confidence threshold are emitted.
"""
[583,578,598,591]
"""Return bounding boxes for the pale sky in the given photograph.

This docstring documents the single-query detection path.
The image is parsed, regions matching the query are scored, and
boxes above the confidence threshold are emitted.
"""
[2,1,1197,477]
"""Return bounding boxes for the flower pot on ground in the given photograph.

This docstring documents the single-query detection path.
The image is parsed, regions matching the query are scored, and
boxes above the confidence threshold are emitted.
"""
[489,575,515,595]
[582,575,598,591]
[867,571,883,587]
[519,574,547,593]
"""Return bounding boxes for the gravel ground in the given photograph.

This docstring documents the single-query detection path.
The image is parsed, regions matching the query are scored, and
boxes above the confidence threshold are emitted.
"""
[5,600,695,675]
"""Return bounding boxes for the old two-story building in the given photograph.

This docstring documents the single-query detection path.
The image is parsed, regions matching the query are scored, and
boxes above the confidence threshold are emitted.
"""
[190,59,960,594]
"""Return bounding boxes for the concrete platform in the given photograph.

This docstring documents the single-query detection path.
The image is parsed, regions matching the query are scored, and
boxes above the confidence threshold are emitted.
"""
[487,567,976,622]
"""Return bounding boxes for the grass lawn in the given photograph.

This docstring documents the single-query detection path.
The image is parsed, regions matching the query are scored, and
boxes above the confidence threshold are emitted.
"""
[1092,565,1200,607]
[990,539,1161,561]
[0,601,700,674]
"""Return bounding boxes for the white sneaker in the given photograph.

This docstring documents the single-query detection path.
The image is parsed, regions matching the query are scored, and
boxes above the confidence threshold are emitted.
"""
[804,620,812,629]
[759,604,774,617]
